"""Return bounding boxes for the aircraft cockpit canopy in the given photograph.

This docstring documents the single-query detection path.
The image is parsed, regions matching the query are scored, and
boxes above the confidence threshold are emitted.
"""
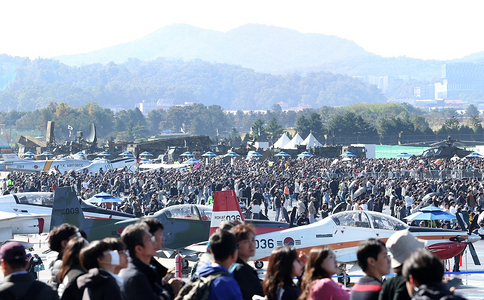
[331,211,408,231]
[14,192,54,207]
[163,204,211,221]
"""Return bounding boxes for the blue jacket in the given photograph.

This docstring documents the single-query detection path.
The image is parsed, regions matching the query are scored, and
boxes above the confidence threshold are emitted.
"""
[198,263,243,300]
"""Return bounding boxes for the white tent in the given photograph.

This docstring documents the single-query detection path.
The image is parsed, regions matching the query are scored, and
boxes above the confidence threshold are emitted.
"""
[302,133,323,149]
[273,133,291,149]
[282,133,304,149]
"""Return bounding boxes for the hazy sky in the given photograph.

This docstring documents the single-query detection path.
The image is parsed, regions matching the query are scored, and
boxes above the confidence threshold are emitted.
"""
[1,0,483,61]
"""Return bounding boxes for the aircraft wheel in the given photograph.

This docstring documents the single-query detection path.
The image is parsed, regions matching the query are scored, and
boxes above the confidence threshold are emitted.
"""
[182,258,189,269]
[254,261,264,269]
[337,275,350,285]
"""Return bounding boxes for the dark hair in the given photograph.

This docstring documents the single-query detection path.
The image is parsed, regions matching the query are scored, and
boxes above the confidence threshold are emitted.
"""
[230,223,255,242]
[299,246,333,300]
[263,246,298,300]
[5,259,27,270]
[402,249,444,285]
[80,240,111,270]
[49,223,80,253]
[121,223,150,258]
[140,218,164,235]
[57,237,88,283]
[209,230,237,262]
[103,238,126,251]
[357,238,386,272]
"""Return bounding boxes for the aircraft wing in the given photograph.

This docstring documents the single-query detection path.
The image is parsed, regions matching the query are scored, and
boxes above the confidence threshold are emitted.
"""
[0,211,49,222]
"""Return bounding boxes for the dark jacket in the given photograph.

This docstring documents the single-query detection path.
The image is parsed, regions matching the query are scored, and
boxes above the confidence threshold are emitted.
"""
[60,266,86,300]
[412,283,466,300]
[198,262,243,300]
[0,272,58,300]
[378,275,410,300]
[231,258,263,300]
[150,257,174,298]
[77,268,122,300]
[121,257,170,300]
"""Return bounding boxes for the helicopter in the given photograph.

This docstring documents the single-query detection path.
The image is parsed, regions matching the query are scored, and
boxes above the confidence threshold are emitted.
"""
[417,136,472,159]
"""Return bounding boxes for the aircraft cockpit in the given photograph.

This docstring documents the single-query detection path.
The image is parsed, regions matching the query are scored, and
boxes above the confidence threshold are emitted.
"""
[331,211,408,231]
[163,204,211,221]
[14,192,55,207]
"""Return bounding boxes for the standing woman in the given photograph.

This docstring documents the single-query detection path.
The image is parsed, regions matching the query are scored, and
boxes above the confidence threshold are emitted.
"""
[57,237,89,300]
[230,224,264,300]
[262,246,304,300]
[299,246,350,300]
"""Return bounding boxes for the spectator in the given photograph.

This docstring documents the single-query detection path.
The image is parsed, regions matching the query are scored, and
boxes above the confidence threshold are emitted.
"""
[379,230,426,300]
[230,223,263,300]
[192,230,243,300]
[263,246,304,300]
[351,239,391,300]
[77,240,123,300]
[299,246,350,300]
[57,237,89,300]
[121,223,170,300]
[0,242,58,300]
[403,250,465,300]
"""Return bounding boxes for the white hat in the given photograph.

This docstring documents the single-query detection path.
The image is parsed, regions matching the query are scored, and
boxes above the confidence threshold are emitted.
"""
[386,230,427,268]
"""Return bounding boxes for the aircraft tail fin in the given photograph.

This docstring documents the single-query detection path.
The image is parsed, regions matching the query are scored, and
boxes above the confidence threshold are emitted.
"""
[50,186,86,230]
[0,137,19,162]
[209,190,245,236]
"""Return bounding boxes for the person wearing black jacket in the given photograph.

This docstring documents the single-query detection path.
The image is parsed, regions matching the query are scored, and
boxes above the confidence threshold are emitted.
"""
[121,223,181,300]
[230,224,264,300]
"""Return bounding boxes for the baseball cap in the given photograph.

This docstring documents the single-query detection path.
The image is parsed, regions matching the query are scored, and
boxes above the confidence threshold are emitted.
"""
[0,242,27,261]
[386,230,426,268]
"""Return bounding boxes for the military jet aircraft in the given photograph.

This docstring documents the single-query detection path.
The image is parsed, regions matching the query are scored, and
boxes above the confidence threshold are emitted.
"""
[0,192,133,243]
[75,157,138,173]
[6,158,92,173]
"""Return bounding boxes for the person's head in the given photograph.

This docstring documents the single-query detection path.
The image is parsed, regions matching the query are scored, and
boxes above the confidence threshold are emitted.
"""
[0,242,28,276]
[49,223,83,253]
[230,223,256,263]
[262,246,302,300]
[209,230,238,265]
[386,230,426,274]
[80,240,113,271]
[403,249,444,297]
[103,238,128,272]
[356,238,391,280]
[299,246,337,300]
[140,218,165,251]
[121,223,156,264]
[57,237,89,283]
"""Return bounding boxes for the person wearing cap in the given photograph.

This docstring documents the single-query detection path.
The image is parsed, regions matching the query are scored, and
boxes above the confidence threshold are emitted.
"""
[0,242,58,300]
[378,230,426,300]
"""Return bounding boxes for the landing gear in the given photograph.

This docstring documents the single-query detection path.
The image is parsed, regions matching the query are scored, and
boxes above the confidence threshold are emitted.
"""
[254,261,264,269]
[337,263,351,286]
[182,258,189,269]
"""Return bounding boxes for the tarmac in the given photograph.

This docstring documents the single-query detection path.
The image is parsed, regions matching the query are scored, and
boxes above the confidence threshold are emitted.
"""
[1,203,483,299]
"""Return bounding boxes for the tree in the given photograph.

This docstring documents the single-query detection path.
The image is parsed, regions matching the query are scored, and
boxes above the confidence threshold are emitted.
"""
[251,119,266,140]
[465,104,480,117]
[295,115,310,138]
[265,118,283,144]
[307,112,324,140]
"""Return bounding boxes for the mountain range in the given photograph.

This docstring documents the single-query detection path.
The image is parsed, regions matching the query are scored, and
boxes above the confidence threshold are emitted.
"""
[54,23,484,81]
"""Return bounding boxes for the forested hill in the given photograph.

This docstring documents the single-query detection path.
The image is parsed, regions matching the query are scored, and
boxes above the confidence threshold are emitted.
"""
[0,55,386,111]
[53,24,444,80]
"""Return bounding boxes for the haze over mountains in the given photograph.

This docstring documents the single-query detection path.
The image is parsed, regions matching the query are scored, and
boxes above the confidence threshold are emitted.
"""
[54,23,483,80]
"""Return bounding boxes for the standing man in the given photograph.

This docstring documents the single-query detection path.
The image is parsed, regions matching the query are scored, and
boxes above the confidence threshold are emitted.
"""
[351,239,391,300]
[121,223,171,300]
[0,242,58,299]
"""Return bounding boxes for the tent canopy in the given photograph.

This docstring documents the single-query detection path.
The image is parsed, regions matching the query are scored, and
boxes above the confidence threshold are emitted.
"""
[282,133,304,149]
[302,133,322,149]
[273,133,291,149]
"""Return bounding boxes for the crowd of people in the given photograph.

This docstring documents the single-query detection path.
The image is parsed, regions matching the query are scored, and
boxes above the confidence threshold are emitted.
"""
[2,156,484,228]
[0,155,480,299]
[0,219,466,300]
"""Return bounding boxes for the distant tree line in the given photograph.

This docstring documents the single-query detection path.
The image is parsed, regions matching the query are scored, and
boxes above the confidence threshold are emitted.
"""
[1,101,482,147]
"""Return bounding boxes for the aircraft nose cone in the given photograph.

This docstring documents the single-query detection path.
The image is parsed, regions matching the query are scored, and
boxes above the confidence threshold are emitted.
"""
[468,233,481,244]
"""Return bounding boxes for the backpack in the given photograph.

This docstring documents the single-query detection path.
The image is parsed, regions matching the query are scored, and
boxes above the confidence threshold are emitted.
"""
[175,271,229,300]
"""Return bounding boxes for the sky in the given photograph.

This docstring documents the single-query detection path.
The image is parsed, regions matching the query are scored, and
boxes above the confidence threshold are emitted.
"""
[1,0,484,61]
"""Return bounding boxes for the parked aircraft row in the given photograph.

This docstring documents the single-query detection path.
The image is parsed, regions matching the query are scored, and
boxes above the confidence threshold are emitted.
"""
[48,187,481,271]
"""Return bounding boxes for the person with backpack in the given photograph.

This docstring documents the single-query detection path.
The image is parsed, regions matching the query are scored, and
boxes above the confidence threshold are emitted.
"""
[176,230,243,300]
[0,242,58,300]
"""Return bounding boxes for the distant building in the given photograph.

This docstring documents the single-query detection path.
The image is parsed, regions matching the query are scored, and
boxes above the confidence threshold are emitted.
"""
[414,84,435,99]
[435,63,484,99]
